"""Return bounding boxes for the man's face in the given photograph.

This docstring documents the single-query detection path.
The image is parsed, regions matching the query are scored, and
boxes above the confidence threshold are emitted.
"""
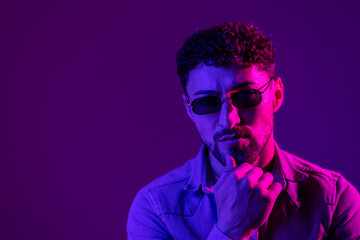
[185,64,282,167]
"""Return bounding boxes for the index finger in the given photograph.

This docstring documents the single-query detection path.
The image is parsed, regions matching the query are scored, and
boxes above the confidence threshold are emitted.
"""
[268,182,283,197]
[233,162,253,181]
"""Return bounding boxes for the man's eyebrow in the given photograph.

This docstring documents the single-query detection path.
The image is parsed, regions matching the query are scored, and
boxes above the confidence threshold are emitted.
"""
[194,90,218,95]
[194,82,255,95]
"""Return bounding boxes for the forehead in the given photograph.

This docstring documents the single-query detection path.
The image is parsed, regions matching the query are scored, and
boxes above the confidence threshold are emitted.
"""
[186,64,270,97]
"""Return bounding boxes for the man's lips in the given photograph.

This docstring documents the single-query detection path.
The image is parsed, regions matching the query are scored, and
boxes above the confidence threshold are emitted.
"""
[217,133,248,142]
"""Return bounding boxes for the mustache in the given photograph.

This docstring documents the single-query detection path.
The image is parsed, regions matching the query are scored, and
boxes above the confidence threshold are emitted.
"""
[213,127,253,141]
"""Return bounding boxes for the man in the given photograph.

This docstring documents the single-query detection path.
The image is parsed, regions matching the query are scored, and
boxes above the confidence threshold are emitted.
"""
[127,21,360,239]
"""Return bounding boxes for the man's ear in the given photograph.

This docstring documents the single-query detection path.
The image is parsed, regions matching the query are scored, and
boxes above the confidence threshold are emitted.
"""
[182,94,195,122]
[273,77,284,113]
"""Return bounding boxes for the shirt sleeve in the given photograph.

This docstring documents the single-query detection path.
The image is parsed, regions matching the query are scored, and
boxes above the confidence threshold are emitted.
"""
[330,175,360,239]
[127,189,172,240]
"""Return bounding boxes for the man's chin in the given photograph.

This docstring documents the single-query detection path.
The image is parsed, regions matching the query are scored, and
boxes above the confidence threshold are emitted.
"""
[212,148,247,167]
[212,143,259,167]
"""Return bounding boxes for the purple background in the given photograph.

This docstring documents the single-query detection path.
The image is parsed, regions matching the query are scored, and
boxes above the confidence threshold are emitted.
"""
[1,0,359,239]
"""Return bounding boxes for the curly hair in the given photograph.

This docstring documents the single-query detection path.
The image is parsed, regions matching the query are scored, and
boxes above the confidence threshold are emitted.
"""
[176,21,275,95]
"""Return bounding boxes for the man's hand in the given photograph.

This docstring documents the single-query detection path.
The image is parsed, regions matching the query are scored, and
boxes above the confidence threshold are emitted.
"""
[213,156,282,240]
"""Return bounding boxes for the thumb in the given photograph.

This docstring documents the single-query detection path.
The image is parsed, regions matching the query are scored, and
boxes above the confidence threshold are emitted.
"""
[214,155,237,189]
[224,155,237,173]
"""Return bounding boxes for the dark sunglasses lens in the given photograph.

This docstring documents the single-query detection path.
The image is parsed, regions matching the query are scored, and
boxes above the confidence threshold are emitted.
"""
[232,90,261,108]
[192,96,221,115]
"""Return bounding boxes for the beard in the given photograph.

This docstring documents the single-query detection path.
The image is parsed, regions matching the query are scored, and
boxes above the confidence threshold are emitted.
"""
[205,123,273,167]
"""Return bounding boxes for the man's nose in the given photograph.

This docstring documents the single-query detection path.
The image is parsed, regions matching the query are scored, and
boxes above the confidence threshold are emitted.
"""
[218,100,241,129]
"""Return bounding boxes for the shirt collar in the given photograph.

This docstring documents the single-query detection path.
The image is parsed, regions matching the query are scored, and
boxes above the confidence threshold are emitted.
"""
[183,145,214,193]
[274,142,309,208]
[274,142,308,182]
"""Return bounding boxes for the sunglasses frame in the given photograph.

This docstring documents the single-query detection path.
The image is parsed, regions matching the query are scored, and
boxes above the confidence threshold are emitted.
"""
[187,78,274,115]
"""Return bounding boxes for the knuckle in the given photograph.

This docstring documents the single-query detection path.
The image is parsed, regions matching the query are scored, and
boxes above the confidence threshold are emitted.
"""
[270,183,283,195]
[254,167,263,174]
[275,182,283,191]
[239,162,253,172]
[248,167,263,177]
[241,162,252,168]
[233,170,241,181]
[263,172,274,180]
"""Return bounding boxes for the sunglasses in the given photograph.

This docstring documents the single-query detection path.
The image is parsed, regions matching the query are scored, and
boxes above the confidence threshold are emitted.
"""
[188,78,273,115]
